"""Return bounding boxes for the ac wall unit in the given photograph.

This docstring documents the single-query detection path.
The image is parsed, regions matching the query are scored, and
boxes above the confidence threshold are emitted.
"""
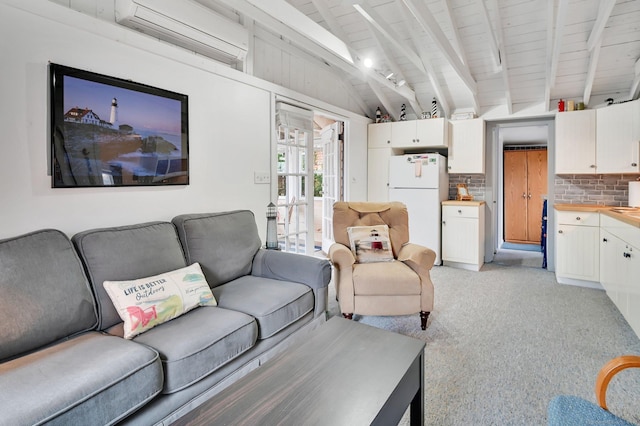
[115,0,248,63]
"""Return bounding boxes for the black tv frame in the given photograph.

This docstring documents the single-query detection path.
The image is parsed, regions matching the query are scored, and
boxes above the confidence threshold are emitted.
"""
[50,63,189,188]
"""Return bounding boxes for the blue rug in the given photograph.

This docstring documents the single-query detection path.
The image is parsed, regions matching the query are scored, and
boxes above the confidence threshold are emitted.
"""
[501,242,542,252]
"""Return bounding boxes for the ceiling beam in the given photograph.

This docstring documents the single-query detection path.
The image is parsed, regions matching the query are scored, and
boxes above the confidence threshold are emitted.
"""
[548,0,568,89]
[213,0,358,77]
[352,3,427,74]
[492,0,512,114]
[543,0,555,111]
[586,0,617,52]
[441,0,468,66]
[478,0,501,68]
[396,0,453,117]
[583,40,601,106]
[215,0,416,108]
[630,57,640,100]
[365,21,424,117]
[309,0,420,116]
[399,0,477,93]
[252,26,369,115]
[242,0,353,64]
[368,78,398,121]
[309,0,348,41]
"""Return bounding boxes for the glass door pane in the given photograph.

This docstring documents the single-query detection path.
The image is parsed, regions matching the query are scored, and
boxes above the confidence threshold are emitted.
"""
[277,126,313,254]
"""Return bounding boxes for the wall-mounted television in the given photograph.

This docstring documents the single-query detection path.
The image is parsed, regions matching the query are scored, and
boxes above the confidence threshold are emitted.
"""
[50,63,189,187]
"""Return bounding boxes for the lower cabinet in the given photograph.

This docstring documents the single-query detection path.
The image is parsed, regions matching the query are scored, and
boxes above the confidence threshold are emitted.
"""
[600,216,640,338]
[442,201,485,271]
[555,211,600,285]
[555,208,640,339]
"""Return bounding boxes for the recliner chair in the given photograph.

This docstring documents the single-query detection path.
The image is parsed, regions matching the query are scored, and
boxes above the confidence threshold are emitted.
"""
[328,201,436,330]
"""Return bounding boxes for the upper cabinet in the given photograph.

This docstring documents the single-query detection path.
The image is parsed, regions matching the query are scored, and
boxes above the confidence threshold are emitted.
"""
[555,99,640,174]
[368,123,392,148]
[596,100,640,174]
[555,109,596,174]
[447,118,485,174]
[390,118,448,149]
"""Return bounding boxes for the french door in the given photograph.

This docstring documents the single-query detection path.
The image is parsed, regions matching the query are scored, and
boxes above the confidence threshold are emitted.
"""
[320,122,341,253]
[276,122,314,254]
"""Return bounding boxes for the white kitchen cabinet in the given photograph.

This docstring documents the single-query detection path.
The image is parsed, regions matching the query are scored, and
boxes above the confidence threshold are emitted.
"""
[600,228,625,310]
[555,109,596,174]
[447,118,485,174]
[555,210,600,286]
[368,123,392,148]
[367,148,392,202]
[391,118,448,149]
[596,99,640,174]
[442,201,485,271]
[599,214,640,338]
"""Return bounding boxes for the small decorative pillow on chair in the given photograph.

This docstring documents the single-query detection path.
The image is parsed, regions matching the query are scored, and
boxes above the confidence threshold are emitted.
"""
[103,262,216,339]
[347,225,394,263]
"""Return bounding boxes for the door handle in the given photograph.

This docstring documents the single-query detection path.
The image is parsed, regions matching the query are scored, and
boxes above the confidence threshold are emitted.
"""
[522,192,527,199]
[528,193,532,199]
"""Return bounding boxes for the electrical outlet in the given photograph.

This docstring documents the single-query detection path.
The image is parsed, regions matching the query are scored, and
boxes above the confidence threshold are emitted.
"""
[254,172,270,184]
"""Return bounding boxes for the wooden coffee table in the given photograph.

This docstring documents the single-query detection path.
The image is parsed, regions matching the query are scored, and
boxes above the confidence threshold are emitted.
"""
[172,316,425,425]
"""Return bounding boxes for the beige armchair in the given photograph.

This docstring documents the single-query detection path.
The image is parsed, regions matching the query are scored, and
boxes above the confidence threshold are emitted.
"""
[328,201,436,330]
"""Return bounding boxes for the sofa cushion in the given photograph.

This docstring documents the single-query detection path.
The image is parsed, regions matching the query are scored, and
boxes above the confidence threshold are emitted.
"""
[0,229,97,362]
[103,263,217,339]
[132,306,257,394]
[172,211,261,287]
[213,276,314,339]
[73,221,187,331]
[0,332,162,426]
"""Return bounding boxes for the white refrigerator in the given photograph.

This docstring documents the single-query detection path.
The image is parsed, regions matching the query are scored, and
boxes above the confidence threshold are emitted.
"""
[389,153,449,265]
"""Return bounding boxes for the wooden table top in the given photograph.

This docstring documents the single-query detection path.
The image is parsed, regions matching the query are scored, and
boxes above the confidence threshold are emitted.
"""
[172,317,425,426]
[554,203,640,228]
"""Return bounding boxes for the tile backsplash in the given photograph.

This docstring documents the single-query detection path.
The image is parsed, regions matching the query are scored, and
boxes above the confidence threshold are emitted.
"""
[554,174,639,206]
[448,174,640,206]
[448,174,486,201]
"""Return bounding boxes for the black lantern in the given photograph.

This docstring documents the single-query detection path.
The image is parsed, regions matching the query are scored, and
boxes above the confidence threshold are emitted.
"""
[266,202,278,249]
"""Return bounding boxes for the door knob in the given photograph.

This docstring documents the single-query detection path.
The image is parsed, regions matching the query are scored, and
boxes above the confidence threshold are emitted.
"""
[528,193,532,199]
[558,230,563,234]
[576,217,581,221]
[632,162,638,167]
[522,192,527,199]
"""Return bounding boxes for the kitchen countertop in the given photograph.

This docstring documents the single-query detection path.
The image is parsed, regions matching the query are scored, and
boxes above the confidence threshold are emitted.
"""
[554,203,640,228]
[442,200,486,206]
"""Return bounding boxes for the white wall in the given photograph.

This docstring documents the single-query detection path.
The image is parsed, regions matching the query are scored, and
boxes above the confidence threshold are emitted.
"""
[0,1,368,240]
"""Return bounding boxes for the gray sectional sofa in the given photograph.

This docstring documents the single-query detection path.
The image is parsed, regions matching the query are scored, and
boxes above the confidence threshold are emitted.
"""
[0,210,331,426]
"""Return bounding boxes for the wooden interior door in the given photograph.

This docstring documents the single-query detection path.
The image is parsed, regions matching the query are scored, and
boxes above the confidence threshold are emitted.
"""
[525,150,547,243]
[504,151,528,242]
[504,149,548,244]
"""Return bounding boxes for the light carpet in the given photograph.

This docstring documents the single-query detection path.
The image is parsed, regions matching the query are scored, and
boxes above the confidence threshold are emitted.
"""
[327,260,640,425]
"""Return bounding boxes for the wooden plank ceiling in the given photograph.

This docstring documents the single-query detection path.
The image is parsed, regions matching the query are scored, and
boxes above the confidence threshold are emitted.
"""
[205,0,640,119]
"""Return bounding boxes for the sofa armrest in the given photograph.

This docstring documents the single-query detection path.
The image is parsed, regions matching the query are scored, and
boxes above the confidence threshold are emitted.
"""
[252,249,331,319]
[328,243,356,268]
[252,249,331,291]
[397,243,436,276]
